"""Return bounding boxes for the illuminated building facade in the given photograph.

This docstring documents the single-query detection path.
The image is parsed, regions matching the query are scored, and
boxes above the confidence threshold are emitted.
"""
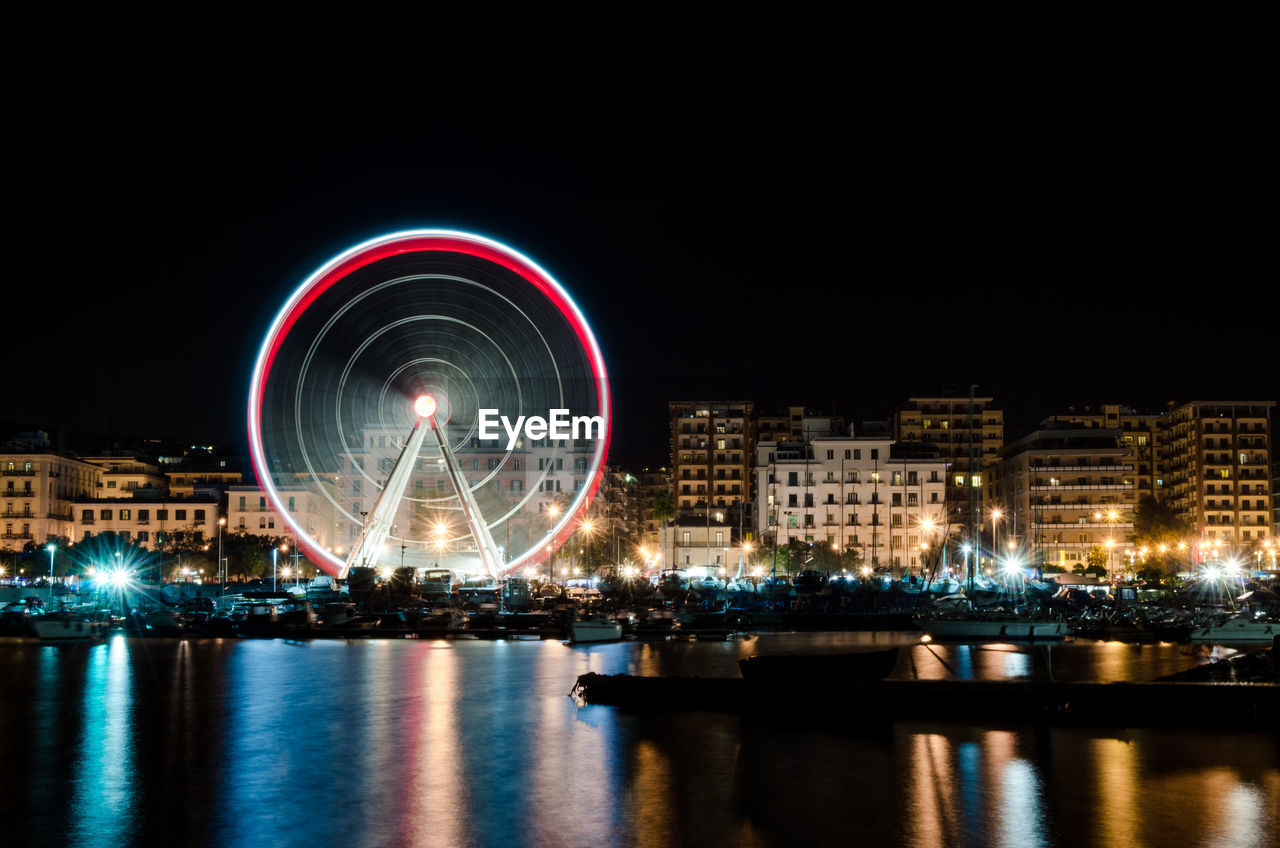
[985,427,1136,575]
[1040,404,1164,502]
[755,422,947,575]
[892,395,1004,544]
[1162,401,1273,548]
[669,401,754,514]
[73,497,220,550]
[1,437,103,550]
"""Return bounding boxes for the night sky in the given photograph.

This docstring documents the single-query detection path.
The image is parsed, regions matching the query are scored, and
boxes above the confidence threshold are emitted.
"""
[9,48,1274,467]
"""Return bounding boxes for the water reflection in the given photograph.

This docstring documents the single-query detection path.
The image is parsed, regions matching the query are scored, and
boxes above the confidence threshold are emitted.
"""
[0,636,1275,848]
[71,635,135,846]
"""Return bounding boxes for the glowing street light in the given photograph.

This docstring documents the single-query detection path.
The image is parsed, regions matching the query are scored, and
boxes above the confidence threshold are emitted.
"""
[218,516,227,589]
[46,543,56,583]
[546,504,560,583]
[989,508,1003,562]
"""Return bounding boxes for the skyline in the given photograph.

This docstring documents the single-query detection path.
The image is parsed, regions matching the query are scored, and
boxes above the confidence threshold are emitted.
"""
[9,64,1274,466]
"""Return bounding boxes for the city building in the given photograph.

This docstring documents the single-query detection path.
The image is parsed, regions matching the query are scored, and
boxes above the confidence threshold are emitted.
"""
[892,394,1004,545]
[669,401,754,515]
[166,469,244,499]
[225,483,346,554]
[72,496,220,550]
[81,454,168,499]
[984,426,1136,576]
[755,421,947,575]
[754,405,806,445]
[632,466,672,551]
[1041,404,1165,502]
[671,511,749,575]
[1162,401,1273,549]
[1,434,104,550]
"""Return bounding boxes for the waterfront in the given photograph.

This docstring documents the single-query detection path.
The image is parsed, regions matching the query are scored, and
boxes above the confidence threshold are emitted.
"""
[1,634,1276,848]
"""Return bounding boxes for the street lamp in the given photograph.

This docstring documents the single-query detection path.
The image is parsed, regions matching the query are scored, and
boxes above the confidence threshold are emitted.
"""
[579,518,595,576]
[547,504,559,584]
[46,543,56,584]
[987,508,1003,575]
[218,517,226,590]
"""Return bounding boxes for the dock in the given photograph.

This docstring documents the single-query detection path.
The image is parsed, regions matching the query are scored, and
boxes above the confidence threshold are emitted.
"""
[571,672,1279,728]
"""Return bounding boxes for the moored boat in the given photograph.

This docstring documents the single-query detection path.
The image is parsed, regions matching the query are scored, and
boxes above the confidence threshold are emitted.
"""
[919,616,1066,641]
[1189,614,1277,645]
[29,611,109,642]
[568,617,623,643]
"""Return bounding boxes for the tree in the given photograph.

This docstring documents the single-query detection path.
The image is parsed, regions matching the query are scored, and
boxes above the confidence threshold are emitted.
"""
[1132,496,1191,548]
[1082,545,1109,577]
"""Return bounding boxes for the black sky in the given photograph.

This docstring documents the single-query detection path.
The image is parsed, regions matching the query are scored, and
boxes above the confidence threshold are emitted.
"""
[8,41,1275,466]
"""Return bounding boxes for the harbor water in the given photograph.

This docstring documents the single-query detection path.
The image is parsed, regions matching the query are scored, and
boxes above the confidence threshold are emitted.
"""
[1,632,1276,848]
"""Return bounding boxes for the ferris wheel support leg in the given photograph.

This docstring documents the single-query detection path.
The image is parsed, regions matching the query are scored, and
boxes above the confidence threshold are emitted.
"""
[340,416,431,580]
[427,415,505,583]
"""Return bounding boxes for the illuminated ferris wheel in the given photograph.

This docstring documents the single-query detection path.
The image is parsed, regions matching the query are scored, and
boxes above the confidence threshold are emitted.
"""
[248,230,611,579]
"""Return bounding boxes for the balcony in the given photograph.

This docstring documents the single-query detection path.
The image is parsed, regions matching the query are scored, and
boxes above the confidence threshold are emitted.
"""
[0,533,33,540]
[1029,483,1132,492]
[1,469,35,476]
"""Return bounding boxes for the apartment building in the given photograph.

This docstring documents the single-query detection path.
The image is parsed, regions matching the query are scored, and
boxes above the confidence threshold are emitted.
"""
[755,423,947,575]
[1042,404,1164,502]
[985,427,1136,575]
[73,497,220,549]
[1163,401,1273,548]
[669,401,753,515]
[892,395,1003,541]
[1,443,104,550]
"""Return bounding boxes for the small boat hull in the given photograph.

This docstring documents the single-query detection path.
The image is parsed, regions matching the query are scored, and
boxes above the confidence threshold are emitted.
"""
[569,620,623,643]
[920,618,1066,641]
[1189,620,1277,645]
[30,617,108,642]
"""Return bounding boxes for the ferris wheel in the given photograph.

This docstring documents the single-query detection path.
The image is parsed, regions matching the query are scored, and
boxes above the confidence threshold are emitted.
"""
[247,230,611,579]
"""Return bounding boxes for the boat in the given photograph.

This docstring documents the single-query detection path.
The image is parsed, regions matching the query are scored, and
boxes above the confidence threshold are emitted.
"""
[418,569,455,602]
[567,617,623,643]
[1189,614,1278,645]
[2,599,108,642]
[144,608,184,636]
[29,614,109,642]
[738,646,900,682]
[918,616,1066,641]
[417,607,469,634]
[632,608,680,641]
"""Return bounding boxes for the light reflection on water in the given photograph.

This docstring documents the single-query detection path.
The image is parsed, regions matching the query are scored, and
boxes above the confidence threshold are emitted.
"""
[0,634,1275,848]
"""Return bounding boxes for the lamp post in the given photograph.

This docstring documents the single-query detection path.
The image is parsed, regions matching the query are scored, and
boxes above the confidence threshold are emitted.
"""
[272,546,278,593]
[579,518,595,578]
[218,517,226,590]
[989,508,1002,573]
[46,543,56,583]
[547,505,559,585]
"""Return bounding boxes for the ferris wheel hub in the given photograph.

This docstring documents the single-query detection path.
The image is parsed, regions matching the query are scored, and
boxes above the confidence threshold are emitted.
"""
[414,393,438,419]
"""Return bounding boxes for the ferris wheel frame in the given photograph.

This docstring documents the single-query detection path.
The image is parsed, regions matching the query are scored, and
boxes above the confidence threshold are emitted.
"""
[247,229,612,578]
